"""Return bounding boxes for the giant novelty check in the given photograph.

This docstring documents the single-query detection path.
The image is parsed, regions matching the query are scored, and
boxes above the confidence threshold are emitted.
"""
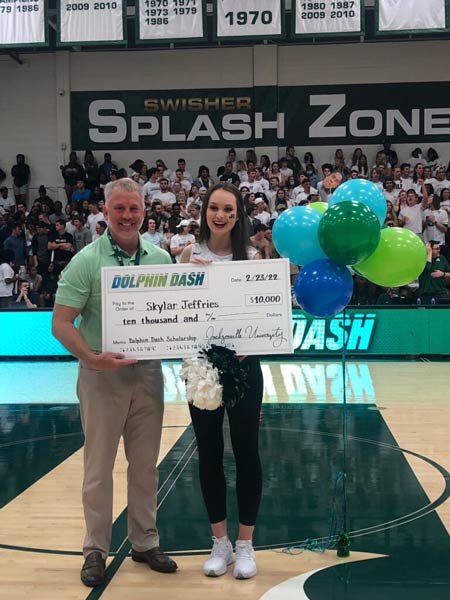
[102,258,293,359]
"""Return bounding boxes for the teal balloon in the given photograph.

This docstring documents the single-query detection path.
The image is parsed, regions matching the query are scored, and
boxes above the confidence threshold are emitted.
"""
[355,227,427,287]
[272,206,327,266]
[329,179,387,225]
[318,201,380,265]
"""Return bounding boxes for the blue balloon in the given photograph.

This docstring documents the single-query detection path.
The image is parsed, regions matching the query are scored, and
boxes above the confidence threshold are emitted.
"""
[329,179,387,225]
[294,259,354,318]
[272,206,327,266]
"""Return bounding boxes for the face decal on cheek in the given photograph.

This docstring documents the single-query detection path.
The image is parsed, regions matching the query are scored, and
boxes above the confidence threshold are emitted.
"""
[229,213,236,220]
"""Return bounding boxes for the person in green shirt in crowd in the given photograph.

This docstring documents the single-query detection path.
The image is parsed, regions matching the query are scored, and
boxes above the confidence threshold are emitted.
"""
[417,241,450,304]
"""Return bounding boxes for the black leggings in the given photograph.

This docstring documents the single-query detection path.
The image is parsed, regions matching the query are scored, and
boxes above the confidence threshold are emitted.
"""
[189,356,263,526]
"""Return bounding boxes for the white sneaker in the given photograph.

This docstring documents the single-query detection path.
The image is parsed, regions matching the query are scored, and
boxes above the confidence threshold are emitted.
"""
[203,536,234,577]
[233,539,257,579]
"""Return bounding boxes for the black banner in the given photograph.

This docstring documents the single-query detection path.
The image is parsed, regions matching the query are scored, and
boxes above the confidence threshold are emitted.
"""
[71,82,450,150]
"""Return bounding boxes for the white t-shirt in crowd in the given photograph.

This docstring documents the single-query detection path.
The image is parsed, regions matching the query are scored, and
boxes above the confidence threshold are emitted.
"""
[142,231,166,248]
[156,191,176,207]
[0,262,14,298]
[87,212,106,237]
[422,209,448,245]
[239,181,263,194]
[399,204,423,234]
[143,181,161,201]
[170,233,195,262]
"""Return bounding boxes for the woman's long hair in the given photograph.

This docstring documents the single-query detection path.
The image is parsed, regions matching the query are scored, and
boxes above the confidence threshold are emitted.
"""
[198,182,250,261]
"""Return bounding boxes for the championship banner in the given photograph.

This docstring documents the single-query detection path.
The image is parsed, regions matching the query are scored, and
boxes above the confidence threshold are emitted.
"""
[376,0,448,34]
[58,0,125,45]
[136,0,205,43]
[214,0,284,40]
[293,0,364,37]
[0,0,47,47]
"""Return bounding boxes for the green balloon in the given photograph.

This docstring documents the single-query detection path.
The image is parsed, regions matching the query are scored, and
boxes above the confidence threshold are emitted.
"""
[318,200,380,265]
[310,201,328,214]
[355,227,427,287]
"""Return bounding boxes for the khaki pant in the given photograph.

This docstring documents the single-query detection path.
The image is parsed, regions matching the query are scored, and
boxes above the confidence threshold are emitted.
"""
[77,360,164,559]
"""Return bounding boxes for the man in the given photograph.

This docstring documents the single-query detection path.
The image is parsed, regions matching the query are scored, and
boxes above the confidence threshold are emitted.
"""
[294,178,318,205]
[50,200,69,224]
[52,178,177,587]
[11,153,30,203]
[72,216,92,253]
[48,219,74,269]
[0,186,16,212]
[398,189,426,236]
[400,163,413,191]
[188,203,201,226]
[4,222,27,275]
[317,164,334,203]
[382,140,398,169]
[34,185,55,212]
[174,157,192,182]
[417,241,450,304]
[255,168,269,193]
[157,178,176,208]
[99,153,117,182]
[266,177,280,211]
[170,219,195,262]
[143,168,161,203]
[430,167,450,196]
[279,157,293,179]
[239,168,263,194]
[72,178,92,205]
[87,201,105,241]
[172,168,191,193]
[383,178,399,205]
[167,204,183,234]
[32,222,51,274]
[219,161,240,187]
[22,264,43,305]
[254,198,271,226]
[391,166,403,193]
[286,146,302,178]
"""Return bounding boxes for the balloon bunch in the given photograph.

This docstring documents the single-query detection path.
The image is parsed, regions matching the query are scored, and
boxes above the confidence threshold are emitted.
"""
[273,179,427,317]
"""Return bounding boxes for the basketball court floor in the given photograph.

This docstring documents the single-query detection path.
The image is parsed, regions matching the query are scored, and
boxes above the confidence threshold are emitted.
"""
[1,358,449,599]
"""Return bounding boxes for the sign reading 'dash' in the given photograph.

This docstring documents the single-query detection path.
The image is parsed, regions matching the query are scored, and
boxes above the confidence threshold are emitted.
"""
[293,312,376,352]
[72,82,450,149]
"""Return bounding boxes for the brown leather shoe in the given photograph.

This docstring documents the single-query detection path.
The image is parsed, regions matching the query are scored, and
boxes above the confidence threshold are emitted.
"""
[131,547,178,573]
[80,551,106,587]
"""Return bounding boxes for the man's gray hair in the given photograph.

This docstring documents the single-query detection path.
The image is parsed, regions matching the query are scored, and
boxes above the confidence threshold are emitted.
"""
[104,178,144,205]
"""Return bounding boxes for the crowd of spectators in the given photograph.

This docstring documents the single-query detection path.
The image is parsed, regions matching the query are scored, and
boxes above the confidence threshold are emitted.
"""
[1,142,450,309]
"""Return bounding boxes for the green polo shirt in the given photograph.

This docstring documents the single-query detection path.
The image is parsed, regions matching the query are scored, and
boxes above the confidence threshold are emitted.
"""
[55,230,172,351]
[418,255,450,295]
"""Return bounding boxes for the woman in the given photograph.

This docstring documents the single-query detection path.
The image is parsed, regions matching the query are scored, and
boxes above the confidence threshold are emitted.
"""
[236,161,248,182]
[334,149,346,173]
[353,154,369,178]
[267,161,285,185]
[181,183,263,580]
[194,165,214,190]
[351,147,363,168]
[384,200,398,227]
[259,154,271,174]
[303,152,315,171]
